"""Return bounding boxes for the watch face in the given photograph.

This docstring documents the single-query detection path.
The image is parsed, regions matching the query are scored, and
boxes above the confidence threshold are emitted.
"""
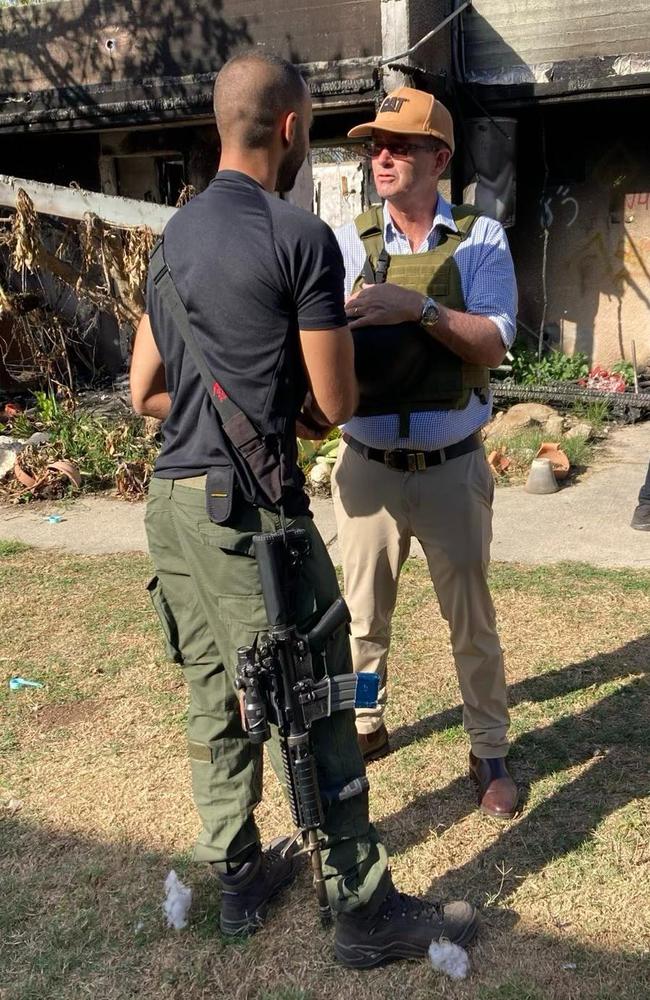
[422,299,439,326]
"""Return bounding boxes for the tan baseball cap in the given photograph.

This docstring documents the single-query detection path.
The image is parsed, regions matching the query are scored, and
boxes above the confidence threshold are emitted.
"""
[348,86,454,155]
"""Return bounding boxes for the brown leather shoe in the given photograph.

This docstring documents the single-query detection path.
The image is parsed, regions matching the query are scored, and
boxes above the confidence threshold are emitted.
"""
[358,724,390,762]
[469,752,518,820]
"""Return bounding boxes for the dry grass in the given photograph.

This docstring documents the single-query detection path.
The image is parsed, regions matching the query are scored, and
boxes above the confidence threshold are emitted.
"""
[1,546,649,1000]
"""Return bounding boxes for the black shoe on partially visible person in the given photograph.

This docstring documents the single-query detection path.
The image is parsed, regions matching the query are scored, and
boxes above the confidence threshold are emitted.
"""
[334,871,479,969]
[631,503,650,531]
[218,836,296,936]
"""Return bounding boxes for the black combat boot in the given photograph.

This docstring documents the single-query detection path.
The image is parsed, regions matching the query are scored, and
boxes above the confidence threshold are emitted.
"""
[631,503,650,531]
[334,871,478,969]
[218,836,296,936]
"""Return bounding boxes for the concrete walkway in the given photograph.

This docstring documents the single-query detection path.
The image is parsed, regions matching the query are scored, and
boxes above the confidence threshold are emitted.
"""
[2,423,649,568]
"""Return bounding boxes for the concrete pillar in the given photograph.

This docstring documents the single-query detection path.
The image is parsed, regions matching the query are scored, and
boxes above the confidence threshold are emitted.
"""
[380,0,411,92]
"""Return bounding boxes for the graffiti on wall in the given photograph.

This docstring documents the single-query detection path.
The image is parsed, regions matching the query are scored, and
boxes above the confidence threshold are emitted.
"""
[540,185,580,228]
[625,192,650,211]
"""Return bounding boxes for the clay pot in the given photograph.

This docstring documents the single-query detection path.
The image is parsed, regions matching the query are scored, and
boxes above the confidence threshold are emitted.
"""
[47,459,81,489]
[13,454,38,488]
[535,442,570,480]
[487,449,511,475]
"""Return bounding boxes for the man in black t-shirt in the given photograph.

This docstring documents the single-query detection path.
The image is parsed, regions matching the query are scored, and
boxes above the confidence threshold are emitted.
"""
[130,52,477,967]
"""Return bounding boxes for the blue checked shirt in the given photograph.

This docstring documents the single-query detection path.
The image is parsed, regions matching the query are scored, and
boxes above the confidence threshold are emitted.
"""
[336,195,517,450]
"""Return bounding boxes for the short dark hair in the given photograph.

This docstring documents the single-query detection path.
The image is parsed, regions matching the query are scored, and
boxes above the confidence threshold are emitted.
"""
[214,52,308,150]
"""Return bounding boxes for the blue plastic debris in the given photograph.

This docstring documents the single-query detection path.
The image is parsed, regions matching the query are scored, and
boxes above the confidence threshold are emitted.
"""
[354,672,380,709]
[44,515,63,524]
[9,676,44,691]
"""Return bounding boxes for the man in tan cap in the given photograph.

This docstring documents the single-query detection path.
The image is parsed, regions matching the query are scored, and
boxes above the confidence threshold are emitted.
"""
[331,86,519,819]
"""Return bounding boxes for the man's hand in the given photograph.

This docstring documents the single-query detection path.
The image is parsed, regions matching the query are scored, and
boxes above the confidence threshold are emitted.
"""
[346,283,507,368]
[296,415,331,440]
[296,391,333,440]
[345,283,425,328]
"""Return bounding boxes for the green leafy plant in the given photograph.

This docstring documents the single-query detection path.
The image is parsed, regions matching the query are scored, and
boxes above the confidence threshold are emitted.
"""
[2,391,159,501]
[510,345,590,385]
[297,427,341,473]
[611,360,636,387]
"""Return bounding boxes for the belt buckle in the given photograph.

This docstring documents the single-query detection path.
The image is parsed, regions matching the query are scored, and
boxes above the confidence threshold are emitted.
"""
[384,450,398,469]
[407,452,426,472]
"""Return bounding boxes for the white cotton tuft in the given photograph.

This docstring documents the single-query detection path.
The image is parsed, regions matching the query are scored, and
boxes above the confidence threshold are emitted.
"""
[428,939,470,980]
[163,870,192,930]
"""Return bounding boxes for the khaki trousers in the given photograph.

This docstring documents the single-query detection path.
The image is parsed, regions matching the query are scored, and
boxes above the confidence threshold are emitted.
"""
[331,439,510,758]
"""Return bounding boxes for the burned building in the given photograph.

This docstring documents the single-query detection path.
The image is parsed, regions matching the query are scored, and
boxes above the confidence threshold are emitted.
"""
[2,0,650,368]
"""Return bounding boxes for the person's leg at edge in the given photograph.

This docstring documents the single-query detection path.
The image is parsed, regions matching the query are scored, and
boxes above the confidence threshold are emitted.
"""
[631,459,650,530]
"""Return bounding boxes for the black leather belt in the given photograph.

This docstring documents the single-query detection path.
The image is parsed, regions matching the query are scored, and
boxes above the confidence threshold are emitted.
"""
[342,431,482,471]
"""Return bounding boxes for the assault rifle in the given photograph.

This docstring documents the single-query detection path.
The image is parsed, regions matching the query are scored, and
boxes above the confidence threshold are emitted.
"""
[235,528,377,926]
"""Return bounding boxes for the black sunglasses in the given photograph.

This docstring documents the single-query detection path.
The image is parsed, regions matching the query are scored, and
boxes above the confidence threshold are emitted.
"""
[360,139,437,160]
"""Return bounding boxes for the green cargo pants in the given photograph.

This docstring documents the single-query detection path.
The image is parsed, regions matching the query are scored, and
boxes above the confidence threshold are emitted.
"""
[145,476,387,913]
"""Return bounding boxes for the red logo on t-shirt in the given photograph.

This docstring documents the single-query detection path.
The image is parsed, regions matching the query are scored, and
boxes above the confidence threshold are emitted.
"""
[212,381,228,401]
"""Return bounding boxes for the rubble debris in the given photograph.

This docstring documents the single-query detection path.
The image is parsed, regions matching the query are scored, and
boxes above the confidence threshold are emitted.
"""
[484,402,558,437]
[565,422,593,440]
[579,366,626,393]
[0,435,23,477]
[47,459,81,489]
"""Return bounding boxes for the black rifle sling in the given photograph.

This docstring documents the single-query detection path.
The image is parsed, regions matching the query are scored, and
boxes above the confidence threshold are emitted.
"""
[150,239,239,425]
[148,238,283,508]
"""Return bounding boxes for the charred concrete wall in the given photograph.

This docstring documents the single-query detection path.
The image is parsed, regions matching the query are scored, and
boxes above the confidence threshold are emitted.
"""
[510,95,650,368]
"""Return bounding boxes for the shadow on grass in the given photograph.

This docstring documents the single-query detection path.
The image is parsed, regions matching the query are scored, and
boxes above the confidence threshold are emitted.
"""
[378,635,650,908]
[0,814,315,1000]
[1,815,648,1000]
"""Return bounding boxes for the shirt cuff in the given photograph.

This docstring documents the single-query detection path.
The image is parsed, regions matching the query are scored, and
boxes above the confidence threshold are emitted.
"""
[486,314,516,350]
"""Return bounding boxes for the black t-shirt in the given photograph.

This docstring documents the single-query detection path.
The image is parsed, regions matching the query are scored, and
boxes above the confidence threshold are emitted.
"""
[146,170,347,515]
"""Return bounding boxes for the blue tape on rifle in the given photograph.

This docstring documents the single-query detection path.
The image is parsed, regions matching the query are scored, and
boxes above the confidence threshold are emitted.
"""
[354,673,380,709]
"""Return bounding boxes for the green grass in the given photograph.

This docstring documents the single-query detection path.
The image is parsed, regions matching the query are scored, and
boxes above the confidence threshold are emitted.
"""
[571,398,612,431]
[488,560,650,595]
[1,550,649,1000]
[0,539,31,556]
[479,981,545,1000]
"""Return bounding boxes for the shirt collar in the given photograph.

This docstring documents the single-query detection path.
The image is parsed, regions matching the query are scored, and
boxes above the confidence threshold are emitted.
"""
[383,193,458,248]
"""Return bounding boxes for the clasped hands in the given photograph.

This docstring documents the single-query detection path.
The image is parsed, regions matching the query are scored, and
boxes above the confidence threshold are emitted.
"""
[345,283,426,329]
[296,285,427,440]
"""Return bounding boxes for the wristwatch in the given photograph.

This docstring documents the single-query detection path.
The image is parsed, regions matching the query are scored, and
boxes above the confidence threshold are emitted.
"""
[420,296,440,330]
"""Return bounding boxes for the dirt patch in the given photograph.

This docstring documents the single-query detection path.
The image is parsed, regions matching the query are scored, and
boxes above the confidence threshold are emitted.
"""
[37,698,113,731]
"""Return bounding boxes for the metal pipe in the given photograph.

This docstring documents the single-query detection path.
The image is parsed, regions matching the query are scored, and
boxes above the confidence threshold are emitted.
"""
[380,1,473,66]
